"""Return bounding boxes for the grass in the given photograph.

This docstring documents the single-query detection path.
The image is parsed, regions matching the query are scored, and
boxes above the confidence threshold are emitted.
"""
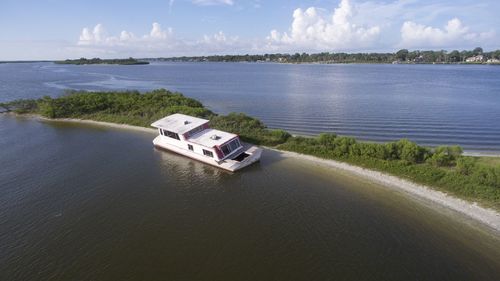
[477,156,500,168]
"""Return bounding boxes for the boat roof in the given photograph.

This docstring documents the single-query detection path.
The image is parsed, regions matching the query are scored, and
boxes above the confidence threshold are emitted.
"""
[151,113,209,134]
[188,128,238,148]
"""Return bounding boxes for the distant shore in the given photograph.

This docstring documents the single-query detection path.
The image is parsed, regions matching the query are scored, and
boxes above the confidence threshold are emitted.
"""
[54,57,149,65]
[17,115,498,233]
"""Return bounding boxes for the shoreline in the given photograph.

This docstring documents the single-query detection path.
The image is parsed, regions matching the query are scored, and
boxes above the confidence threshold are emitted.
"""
[272,148,500,233]
[37,116,158,134]
[28,115,500,233]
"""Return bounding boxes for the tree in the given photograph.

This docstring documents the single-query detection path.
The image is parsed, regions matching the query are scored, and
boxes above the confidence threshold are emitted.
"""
[493,50,500,59]
[449,50,461,62]
[396,49,409,61]
[472,47,483,56]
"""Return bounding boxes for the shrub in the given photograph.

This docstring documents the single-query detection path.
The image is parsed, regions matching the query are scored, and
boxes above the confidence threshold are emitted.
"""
[318,133,337,146]
[397,139,423,163]
[471,166,499,188]
[456,157,476,175]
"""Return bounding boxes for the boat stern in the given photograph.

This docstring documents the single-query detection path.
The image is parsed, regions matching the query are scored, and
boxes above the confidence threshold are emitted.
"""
[222,144,263,172]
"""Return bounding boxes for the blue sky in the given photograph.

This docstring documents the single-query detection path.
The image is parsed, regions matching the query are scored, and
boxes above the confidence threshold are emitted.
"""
[0,0,499,60]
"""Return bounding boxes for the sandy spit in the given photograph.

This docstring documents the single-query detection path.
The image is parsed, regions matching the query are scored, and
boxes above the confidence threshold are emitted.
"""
[31,116,500,233]
[38,117,157,134]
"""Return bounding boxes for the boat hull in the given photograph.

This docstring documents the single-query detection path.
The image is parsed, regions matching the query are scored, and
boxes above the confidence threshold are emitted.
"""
[153,136,262,172]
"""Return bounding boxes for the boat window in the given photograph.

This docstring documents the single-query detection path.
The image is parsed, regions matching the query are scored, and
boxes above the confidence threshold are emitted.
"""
[163,130,180,140]
[186,126,204,138]
[221,145,230,155]
[220,139,241,157]
[203,149,214,157]
[188,144,194,151]
[229,139,240,151]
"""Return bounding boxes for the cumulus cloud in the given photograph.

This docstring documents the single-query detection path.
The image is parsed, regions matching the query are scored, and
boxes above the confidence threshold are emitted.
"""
[192,0,233,6]
[75,22,245,57]
[400,18,495,48]
[78,24,107,45]
[266,0,381,51]
[149,22,172,39]
[77,22,174,47]
[69,1,497,59]
[196,31,246,52]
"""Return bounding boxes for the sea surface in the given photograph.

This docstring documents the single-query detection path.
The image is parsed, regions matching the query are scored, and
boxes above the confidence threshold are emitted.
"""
[1,115,500,280]
[1,62,499,152]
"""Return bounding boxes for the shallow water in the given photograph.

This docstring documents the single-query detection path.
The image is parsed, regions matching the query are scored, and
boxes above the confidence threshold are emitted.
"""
[1,115,499,280]
[1,62,499,152]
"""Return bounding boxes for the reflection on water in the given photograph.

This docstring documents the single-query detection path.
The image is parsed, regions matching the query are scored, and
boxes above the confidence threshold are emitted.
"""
[1,115,500,281]
[155,147,229,186]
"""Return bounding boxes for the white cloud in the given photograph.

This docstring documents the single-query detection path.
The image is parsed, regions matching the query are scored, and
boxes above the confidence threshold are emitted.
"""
[59,1,498,60]
[74,23,245,57]
[78,24,107,45]
[192,0,233,6]
[400,18,495,48]
[266,0,381,51]
[77,22,174,47]
[149,22,172,39]
[120,30,134,41]
[196,31,245,53]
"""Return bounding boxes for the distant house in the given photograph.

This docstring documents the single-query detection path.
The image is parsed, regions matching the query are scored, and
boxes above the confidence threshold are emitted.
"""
[486,58,500,64]
[465,55,484,62]
[414,55,424,63]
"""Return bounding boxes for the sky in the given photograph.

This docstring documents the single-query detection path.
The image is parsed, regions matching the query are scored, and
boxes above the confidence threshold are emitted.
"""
[0,0,499,60]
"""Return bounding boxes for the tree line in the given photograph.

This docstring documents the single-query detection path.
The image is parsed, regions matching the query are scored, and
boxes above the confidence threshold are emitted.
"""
[55,57,149,65]
[154,47,500,64]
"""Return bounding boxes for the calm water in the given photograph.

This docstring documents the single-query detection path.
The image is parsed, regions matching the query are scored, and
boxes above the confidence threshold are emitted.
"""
[1,115,500,280]
[1,62,500,152]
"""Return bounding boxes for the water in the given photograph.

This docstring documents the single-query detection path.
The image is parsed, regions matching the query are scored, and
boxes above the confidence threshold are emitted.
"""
[1,115,500,280]
[1,62,499,152]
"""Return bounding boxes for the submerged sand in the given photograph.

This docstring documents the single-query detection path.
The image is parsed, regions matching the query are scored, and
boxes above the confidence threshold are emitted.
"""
[31,116,500,233]
[274,149,500,233]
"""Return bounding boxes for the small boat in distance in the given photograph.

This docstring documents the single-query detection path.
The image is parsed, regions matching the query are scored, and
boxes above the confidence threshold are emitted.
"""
[151,113,262,172]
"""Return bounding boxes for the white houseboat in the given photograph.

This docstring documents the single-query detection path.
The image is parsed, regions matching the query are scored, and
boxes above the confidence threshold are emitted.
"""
[151,113,262,172]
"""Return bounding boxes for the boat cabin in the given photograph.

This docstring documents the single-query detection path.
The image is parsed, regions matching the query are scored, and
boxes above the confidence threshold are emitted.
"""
[151,113,244,161]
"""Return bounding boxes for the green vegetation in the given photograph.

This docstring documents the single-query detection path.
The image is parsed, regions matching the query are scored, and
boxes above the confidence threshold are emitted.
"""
[2,89,499,209]
[210,113,291,146]
[155,47,500,64]
[1,89,211,126]
[278,135,500,209]
[55,57,149,65]
[0,89,288,146]
[477,156,500,168]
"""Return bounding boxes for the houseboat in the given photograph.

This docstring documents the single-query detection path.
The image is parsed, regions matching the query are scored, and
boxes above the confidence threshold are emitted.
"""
[151,113,262,172]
